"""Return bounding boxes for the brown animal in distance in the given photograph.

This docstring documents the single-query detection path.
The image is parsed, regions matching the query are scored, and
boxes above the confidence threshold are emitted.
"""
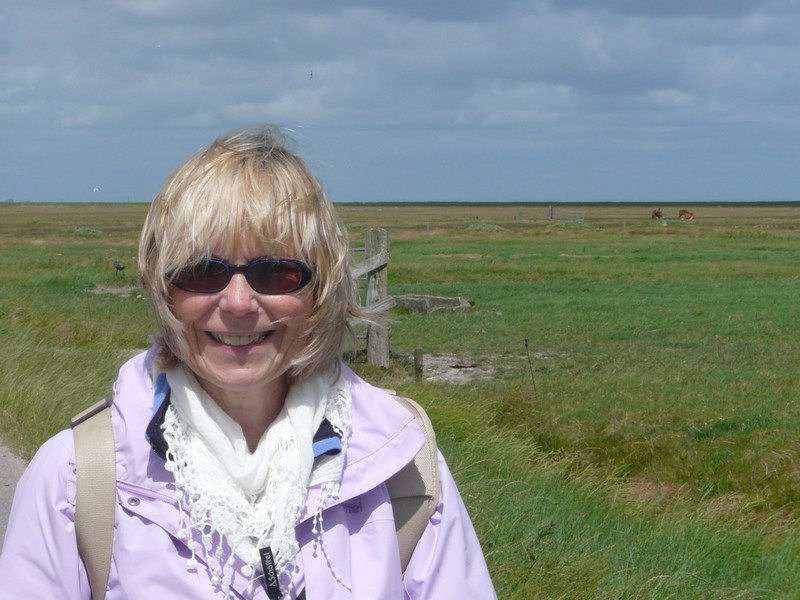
[678,209,694,220]
[651,208,663,219]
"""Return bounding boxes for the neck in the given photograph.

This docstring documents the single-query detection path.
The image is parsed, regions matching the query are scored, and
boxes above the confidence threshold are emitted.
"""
[200,380,290,452]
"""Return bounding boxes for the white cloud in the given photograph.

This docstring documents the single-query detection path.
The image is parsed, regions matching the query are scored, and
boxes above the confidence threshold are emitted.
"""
[645,89,695,110]
[466,82,577,126]
[55,104,122,127]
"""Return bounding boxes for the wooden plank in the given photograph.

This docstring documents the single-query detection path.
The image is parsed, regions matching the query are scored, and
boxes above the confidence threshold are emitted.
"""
[351,251,389,278]
[365,228,390,368]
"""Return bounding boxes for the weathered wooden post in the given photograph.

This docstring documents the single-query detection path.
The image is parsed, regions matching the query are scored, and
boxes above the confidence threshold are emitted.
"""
[365,228,390,367]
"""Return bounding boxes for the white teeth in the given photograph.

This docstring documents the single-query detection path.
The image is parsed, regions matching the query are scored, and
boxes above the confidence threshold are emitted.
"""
[210,332,268,346]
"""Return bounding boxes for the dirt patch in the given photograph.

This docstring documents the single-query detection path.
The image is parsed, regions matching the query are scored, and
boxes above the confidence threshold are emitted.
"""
[421,354,496,384]
[626,478,684,503]
[396,350,557,385]
[427,253,485,260]
[558,253,614,259]
[89,285,140,297]
[417,353,546,384]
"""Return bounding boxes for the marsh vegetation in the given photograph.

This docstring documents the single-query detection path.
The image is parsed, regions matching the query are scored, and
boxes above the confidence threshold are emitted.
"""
[2,202,800,597]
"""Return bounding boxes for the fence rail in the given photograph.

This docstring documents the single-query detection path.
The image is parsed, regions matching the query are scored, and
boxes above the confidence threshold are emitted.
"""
[548,206,586,223]
[352,228,391,367]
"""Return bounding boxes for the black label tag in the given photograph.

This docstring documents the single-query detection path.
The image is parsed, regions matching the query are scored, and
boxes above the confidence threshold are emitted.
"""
[260,546,282,599]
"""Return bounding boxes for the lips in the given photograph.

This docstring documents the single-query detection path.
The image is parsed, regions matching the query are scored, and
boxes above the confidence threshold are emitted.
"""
[208,331,270,346]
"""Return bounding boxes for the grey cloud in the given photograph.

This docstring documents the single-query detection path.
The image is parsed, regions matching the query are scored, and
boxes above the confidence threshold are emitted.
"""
[265,0,525,21]
[2,0,799,202]
[545,0,777,19]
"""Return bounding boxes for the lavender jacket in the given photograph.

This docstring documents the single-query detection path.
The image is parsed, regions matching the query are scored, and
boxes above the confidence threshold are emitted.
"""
[0,349,496,599]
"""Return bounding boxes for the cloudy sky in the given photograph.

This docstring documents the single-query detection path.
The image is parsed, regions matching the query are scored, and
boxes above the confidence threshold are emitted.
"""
[2,0,799,203]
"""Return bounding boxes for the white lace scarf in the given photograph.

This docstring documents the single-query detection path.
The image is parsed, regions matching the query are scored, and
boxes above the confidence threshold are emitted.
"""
[161,365,351,598]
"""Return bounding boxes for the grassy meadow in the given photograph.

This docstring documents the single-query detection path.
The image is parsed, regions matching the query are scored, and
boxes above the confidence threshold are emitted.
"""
[2,201,800,597]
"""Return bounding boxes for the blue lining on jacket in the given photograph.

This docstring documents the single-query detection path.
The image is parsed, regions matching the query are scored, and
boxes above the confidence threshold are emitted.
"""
[146,372,342,460]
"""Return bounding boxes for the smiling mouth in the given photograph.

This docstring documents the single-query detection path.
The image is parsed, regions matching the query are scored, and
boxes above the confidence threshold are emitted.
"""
[208,332,270,346]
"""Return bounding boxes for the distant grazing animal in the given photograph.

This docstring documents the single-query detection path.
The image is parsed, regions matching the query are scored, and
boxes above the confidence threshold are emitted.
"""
[678,209,694,221]
[651,208,663,220]
[114,261,126,275]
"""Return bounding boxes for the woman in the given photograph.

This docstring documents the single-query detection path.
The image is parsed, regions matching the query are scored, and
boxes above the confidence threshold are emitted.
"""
[0,126,496,599]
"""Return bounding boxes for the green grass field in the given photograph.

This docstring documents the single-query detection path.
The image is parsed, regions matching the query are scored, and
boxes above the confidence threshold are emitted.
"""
[2,202,800,597]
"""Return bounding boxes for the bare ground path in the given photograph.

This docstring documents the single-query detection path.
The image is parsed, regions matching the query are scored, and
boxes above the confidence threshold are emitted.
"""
[0,442,27,541]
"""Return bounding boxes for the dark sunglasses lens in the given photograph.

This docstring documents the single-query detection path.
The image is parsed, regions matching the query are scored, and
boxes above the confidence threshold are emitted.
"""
[174,260,229,292]
[248,261,306,294]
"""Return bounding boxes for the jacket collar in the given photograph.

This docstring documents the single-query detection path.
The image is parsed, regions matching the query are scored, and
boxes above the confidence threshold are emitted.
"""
[111,350,425,518]
[144,372,343,464]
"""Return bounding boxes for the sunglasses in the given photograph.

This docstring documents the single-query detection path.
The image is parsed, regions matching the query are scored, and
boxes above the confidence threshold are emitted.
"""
[170,257,313,295]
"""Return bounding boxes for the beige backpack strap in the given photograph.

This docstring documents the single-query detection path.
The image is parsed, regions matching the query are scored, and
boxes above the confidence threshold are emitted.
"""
[67,394,437,591]
[71,399,116,600]
[386,395,441,574]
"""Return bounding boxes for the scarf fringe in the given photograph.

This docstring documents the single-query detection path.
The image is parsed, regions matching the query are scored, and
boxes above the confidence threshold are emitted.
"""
[312,485,353,592]
[162,366,352,598]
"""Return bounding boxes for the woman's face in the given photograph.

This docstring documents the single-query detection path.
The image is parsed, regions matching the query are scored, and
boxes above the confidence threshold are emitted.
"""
[169,246,312,405]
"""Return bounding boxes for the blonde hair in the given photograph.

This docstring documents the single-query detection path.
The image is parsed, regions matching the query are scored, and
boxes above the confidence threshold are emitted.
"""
[139,125,371,379]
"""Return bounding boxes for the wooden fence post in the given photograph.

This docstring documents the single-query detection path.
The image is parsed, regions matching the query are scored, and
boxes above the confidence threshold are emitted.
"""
[365,228,390,367]
[414,347,423,379]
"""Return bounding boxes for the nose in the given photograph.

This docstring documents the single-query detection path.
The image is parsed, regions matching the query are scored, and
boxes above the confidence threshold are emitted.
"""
[218,273,257,314]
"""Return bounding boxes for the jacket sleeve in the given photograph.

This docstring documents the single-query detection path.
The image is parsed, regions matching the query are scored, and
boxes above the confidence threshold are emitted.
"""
[402,451,497,599]
[0,430,89,599]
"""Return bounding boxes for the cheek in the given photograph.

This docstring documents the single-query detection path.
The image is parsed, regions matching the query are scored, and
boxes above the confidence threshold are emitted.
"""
[168,292,213,342]
[168,289,190,322]
[169,290,209,321]
[279,295,313,335]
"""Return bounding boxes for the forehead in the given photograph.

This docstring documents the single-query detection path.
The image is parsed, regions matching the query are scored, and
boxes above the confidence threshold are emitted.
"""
[212,237,297,261]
